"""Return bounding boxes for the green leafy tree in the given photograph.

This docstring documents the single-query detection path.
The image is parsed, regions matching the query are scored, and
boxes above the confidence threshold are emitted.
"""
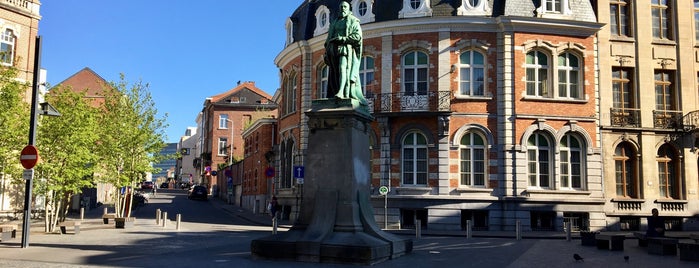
[95,75,168,218]
[0,66,29,210]
[35,86,99,232]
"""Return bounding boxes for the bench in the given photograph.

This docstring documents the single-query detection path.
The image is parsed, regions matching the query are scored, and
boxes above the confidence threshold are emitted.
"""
[59,221,81,235]
[679,241,699,262]
[634,231,648,247]
[580,231,598,246]
[596,233,625,251]
[102,213,116,224]
[0,224,17,242]
[648,237,678,256]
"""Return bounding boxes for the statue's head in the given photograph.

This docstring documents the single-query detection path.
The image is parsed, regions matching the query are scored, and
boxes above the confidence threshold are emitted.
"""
[340,1,351,18]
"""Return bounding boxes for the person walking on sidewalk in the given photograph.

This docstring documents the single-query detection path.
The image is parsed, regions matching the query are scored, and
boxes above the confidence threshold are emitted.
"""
[268,196,279,220]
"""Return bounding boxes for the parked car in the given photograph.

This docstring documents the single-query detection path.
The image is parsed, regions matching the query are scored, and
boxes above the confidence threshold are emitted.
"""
[141,181,154,191]
[160,182,169,189]
[188,185,208,200]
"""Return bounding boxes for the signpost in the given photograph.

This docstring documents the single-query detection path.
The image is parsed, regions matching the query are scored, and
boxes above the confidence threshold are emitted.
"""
[379,186,389,229]
[294,166,304,185]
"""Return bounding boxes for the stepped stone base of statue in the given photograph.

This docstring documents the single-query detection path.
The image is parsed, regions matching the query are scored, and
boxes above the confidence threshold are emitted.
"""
[251,99,412,265]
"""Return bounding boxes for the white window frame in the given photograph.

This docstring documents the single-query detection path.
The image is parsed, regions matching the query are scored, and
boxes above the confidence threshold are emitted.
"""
[219,114,229,129]
[402,132,428,186]
[313,5,330,36]
[359,56,375,95]
[352,0,375,23]
[457,0,490,16]
[459,132,486,187]
[557,52,581,99]
[527,132,552,189]
[319,65,328,98]
[525,50,551,98]
[285,18,294,46]
[218,137,228,156]
[402,51,429,95]
[0,29,15,66]
[399,0,432,18]
[559,134,584,189]
[458,50,486,97]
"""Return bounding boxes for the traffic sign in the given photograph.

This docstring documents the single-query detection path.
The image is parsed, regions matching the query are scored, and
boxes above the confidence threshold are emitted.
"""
[265,167,275,178]
[379,186,389,195]
[20,145,39,169]
[294,166,304,178]
[22,169,33,180]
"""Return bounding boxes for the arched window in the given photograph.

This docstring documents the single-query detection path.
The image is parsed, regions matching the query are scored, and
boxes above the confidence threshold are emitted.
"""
[318,65,328,99]
[402,51,429,95]
[460,132,486,187]
[459,50,485,96]
[359,56,374,95]
[527,132,552,188]
[280,139,295,189]
[285,73,297,115]
[525,51,550,97]
[614,142,638,198]
[657,144,680,199]
[560,134,583,189]
[557,52,581,99]
[0,29,15,65]
[402,131,428,185]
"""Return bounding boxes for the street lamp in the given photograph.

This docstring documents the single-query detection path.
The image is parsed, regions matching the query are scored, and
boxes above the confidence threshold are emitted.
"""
[22,36,61,248]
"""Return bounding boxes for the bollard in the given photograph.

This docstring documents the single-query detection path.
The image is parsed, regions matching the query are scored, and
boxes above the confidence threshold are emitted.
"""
[156,209,161,225]
[272,217,278,234]
[80,207,84,221]
[176,214,181,231]
[466,220,472,239]
[516,220,522,240]
[416,220,422,239]
[565,221,572,242]
[103,207,107,215]
[162,211,168,228]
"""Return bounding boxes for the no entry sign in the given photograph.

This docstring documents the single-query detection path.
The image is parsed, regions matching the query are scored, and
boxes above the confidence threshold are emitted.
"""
[20,145,39,169]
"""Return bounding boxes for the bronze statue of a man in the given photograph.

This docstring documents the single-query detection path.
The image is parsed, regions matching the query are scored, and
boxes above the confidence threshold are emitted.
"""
[324,0,367,105]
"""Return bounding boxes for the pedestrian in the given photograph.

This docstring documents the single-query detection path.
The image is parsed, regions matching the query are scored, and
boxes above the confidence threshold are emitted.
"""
[268,196,279,219]
[646,208,665,237]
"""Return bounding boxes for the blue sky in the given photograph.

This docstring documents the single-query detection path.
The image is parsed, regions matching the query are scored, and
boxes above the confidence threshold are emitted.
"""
[39,1,302,143]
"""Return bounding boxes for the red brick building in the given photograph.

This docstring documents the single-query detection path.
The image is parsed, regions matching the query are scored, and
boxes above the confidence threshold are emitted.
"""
[200,81,276,196]
[272,0,604,231]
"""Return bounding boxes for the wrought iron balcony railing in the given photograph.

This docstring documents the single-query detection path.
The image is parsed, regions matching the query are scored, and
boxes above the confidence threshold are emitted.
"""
[682,110,699,132]
[653,110,683,129]
[610,108,641,128]
[365,91,451,114]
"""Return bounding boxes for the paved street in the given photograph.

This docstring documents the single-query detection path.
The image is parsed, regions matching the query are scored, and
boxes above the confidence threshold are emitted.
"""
[0,190,696,267]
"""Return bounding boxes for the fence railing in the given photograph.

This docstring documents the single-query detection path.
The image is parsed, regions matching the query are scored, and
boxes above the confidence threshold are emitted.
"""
[365,91,451,114]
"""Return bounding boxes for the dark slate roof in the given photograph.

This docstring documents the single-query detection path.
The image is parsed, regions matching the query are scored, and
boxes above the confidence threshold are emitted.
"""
[288,0,597,42]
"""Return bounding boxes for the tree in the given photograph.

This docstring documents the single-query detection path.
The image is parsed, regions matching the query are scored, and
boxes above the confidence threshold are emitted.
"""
[0,66,29,211]
[95,75,168,218]
[35,86,99,232]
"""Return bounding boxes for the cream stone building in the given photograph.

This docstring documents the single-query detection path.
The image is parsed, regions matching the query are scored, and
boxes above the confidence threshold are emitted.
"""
[598,0,699,231]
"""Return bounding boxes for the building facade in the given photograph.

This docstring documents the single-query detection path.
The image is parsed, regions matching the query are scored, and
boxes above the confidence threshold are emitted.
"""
[152,143,177,184]
[199,81,277,196]
[273,0,607,231]
[176,126,199,187]
[238,118,276,214]
[597,0,699,231]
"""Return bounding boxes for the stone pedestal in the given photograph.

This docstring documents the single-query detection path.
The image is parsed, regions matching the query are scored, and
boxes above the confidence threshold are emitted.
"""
[251,100,412,265]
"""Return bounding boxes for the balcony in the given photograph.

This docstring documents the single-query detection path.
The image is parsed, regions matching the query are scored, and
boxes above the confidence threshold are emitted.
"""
[610,108,640,128]
[366,91,451,114]
[682,110,699,133]
[653,110,683,129]
[0,0,41,17]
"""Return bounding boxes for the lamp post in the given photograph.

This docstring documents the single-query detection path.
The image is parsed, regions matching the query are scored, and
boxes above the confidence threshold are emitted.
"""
[21,36,60,248]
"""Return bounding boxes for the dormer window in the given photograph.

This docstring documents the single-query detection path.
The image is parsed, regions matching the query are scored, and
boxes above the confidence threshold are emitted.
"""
[285,18,294,46]
[352,0,375,23]
[399,0,432,18]
[314,5,330,36]
[537,0,572,16]
[457,0,490,16]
